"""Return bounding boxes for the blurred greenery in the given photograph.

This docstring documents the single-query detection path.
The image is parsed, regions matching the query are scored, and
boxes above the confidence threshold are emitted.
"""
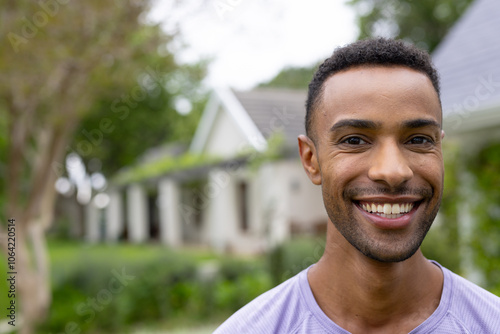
[468,142,500,293]
[0,2,208,330]
[72,60,208,178]
[2,0,499,332]
[112,153,223,186]
[2,225,499,333]
[268,236,325,286]
[255,0,500,292]
[0,237,329,332]
[0,240,274,333]
[346,0,474,52]
[421,141,462,273]
[258,65,317,90]
[111,132,287,185]
[256,1,475,95]
[421,139,500,294]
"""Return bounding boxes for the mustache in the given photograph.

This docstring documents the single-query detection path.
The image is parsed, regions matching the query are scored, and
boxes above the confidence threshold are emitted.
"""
[344,186,433,199]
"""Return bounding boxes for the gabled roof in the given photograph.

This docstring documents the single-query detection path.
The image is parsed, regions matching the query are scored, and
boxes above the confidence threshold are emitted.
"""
[433,0,500,118]
[233,89,307,148]
[190,87,268,153]
[190,87,307,153]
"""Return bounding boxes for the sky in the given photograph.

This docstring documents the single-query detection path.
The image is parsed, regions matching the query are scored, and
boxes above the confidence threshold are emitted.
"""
[150,0,358,90]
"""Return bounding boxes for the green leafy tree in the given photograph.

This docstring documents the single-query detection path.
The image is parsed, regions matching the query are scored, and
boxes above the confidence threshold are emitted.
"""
[347,0,474,52]
[0,1,204,332]
[71,59,207,177]
[258,1,474,91]
[259,65,317,90]
[421,142,462,273]
[467,142,500,293]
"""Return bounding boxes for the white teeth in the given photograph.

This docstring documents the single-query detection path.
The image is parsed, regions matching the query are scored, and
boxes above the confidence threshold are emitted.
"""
[360,202,415,215]
[379,213,403,218]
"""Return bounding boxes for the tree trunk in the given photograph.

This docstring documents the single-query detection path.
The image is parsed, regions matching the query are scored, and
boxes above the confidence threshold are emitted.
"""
[18,172,57,333]
[3,118,74,333]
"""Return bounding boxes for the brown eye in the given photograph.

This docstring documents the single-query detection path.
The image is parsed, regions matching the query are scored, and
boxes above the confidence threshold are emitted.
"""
[408,136,432,145]
[342,137,367,145]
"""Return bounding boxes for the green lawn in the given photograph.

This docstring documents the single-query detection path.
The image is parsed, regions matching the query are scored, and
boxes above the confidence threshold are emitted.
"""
[35,239,267,333]
[1,236,325,333]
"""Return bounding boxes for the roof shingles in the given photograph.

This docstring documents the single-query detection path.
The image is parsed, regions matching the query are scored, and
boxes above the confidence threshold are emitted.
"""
[233,89,307,148]
[432,0,500,117]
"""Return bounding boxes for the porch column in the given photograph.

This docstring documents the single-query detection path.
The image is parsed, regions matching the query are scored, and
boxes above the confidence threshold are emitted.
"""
[105,190,123,242]
[158,178,182,247]
[260,163,290,248]
[127,184,148,243]
[269,208,289,247]
[85,201,100,243]
[208,169,237,253]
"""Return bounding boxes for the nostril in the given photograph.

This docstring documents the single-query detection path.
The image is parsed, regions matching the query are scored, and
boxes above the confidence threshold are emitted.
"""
[367,144,413,186]
[368,163,413,186]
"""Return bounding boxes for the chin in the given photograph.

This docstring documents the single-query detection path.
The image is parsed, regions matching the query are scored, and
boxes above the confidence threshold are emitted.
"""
[361,246,420,263]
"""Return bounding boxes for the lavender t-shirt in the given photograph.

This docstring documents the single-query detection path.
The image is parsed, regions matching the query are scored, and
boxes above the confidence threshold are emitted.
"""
[214,262,500,333]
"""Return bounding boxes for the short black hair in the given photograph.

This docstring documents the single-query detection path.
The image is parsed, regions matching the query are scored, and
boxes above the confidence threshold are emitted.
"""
[305,38,441,140]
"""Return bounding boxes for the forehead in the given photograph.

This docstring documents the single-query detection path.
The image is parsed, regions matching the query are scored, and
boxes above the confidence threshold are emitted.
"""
[317,65,442,130]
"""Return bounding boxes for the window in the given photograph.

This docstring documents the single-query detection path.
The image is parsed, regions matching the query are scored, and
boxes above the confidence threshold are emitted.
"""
[238,182,248,232]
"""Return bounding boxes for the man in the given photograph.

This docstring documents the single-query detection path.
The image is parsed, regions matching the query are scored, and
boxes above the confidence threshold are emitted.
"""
[214,38,500,333]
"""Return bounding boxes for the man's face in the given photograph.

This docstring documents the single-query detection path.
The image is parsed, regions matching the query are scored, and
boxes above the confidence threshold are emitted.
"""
[300,65,444,263]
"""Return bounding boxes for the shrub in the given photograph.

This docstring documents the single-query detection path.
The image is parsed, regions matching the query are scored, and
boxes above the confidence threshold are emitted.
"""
[37,243,272,333]
[268,236,325,285]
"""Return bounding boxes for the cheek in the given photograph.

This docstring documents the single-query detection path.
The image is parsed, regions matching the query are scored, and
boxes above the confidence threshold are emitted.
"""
[412,155,444,188]
[320,156,363,189]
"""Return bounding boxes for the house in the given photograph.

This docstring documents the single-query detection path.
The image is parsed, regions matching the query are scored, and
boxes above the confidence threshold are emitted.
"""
[86,0,500,256]
[432,0,500,280]
[86,87,328,253]
[434,0,500,147]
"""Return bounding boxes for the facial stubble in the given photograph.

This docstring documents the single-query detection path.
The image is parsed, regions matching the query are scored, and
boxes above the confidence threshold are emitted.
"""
[321,185,442,263]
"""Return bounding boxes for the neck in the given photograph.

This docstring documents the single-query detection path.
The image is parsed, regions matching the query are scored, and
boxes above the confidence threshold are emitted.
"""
[308,222,443,333]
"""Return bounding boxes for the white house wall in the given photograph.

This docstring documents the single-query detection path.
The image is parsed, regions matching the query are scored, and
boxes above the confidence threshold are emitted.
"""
[444,105,500,152]
[204,169,240,252]
[287,161,328,230]
[258,160,328,238]
[257,161,292,247]
[203,106,253,158]
[202,159,330,252]
[232,169,267,253]
[200,166,271,254]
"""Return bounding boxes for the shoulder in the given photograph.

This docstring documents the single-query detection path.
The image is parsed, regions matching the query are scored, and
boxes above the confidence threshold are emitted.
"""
[213,269,312,334]
[444,266,500,332]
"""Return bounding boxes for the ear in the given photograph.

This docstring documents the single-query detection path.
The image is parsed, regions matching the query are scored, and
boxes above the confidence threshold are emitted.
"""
[298,135,322,185]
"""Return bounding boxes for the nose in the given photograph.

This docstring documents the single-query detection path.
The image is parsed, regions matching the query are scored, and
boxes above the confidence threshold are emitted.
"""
[367,139,413,188]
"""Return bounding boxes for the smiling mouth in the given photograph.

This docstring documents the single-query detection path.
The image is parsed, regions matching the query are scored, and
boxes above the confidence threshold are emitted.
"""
[356,201,420,219]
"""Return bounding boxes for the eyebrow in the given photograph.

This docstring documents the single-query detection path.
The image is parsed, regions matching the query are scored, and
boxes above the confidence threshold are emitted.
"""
[329,119,379,132]
[402,119,441,129]
[329,118,441,133]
